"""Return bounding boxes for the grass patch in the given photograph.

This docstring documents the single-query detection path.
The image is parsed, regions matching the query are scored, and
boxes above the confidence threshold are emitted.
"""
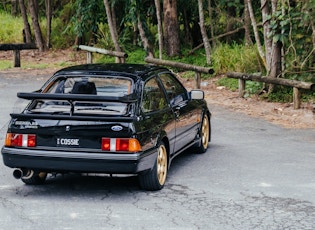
[217,77,238,91]
[266,86,293,103]
[0,11,24,43]
[212,43,263,74]
[0,60,13,69]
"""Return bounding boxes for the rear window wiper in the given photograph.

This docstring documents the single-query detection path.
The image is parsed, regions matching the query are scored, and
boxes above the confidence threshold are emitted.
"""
[76,107,121,112]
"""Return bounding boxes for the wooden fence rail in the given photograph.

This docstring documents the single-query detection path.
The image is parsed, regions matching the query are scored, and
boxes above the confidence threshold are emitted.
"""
[78,45,128,64]
[144,57,214,88]
[0,43,37,67]
[227,72,315,109]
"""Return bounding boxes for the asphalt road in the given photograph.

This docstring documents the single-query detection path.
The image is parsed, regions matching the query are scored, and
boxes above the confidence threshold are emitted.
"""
[0,70,315,230]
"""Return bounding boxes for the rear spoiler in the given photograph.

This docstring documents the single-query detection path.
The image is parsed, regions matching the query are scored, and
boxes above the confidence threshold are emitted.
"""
[17,92,138,103]
[13,92,138,121]
[10,113,135,122]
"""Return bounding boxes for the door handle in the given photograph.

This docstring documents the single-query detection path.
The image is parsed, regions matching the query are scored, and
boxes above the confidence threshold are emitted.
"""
[174,107,180,117]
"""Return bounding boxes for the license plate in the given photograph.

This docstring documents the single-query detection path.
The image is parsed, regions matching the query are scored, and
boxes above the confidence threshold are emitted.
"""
[56,138,80,147]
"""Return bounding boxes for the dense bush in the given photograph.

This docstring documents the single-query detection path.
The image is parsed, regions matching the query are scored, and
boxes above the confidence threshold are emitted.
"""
[0,11,24,43]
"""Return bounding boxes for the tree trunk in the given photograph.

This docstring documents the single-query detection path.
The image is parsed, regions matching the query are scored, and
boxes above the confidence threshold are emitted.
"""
[207,0,216,48]
[132,23,138,46]
[103,0,121,55]
[182,9,193,48]
[261,0,273,75]
[243,0,253,46]
[11,0,18,16]
[45,0,52,49]
[312,20,315,67]
[269,0,282,79]
[29,0,46,51]
[111,3,118,40]
[248,0,266,68]
[19,0,32,43]
[137,16,154,58]
[163,0,180,57]
[154,0,163,59]
[260,0,282,93]
[197,0,211,65]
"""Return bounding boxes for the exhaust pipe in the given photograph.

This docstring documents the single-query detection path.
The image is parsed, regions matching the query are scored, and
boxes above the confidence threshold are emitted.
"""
[13,168,34,180]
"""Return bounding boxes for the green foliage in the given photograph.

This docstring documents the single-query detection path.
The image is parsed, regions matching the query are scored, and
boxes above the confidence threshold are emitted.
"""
[0,60,13,69]
[217,78,263,97]
[268,10,290,44]
[96,46,147,64]
[268,1,315,76]
[217,77,238,91]
[70,0,106,43]
[0,11,23,43]
[245,81,263,95]
[95,23,114,49]
[267,86,293,103]
[125,48,146,64]
[51,17,76,48]
[51,3,77,48]
[211,43,263,74]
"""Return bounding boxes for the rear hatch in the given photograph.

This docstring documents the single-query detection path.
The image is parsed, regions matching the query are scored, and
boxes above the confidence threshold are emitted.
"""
[6,75,139,152]
[8,119,132,151]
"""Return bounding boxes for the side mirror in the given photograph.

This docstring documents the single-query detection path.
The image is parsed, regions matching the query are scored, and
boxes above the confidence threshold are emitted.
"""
[190,90,204,100]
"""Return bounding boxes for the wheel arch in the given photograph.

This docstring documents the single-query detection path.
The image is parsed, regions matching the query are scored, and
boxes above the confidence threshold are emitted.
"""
[204,109,211,142]
[156,132,170,168]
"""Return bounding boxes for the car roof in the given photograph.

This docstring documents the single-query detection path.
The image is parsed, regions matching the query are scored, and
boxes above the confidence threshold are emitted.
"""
[53,63,169,81]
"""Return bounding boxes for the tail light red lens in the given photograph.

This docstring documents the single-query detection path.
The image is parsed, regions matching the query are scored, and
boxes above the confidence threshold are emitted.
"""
[5,133,36,147]
[101,138,141,152]
[116,139,129,151]
[101,138,111,151]
[27,134,36,147]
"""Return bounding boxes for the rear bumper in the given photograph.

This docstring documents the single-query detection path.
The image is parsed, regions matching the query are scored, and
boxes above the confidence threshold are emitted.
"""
[1,147,157,174]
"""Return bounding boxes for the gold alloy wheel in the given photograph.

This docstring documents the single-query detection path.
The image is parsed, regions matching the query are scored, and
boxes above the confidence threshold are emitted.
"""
[201,115,209,150]
[157,144,167,185]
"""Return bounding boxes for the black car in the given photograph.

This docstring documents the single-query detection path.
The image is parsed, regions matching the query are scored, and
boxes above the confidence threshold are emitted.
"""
[2,63,211,191]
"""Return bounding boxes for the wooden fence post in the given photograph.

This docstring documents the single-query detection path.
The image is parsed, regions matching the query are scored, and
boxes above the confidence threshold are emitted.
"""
[238,79,246,97]
[0,43,37,67]
[293,87,301,109]
[195,72,201,89]
[13,50,21,67]
[87,52,93,64]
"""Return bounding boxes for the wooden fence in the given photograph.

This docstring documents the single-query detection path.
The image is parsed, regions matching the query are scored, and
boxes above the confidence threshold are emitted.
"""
[227,72,315,109]
[144,57,214,88]
[78,45,128,64]
[0,43,37,67]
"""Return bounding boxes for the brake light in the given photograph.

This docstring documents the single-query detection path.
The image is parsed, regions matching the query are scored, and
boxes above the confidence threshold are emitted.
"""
[101,138,141,152]
[101,138,111,151]
[5,133,36,147]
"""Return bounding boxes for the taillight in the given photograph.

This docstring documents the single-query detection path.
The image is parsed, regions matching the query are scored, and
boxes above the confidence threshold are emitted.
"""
[5,133,36,147]
[101,138,141,152]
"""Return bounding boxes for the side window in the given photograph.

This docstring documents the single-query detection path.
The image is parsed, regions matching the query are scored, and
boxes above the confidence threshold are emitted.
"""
[159,73,187,105]
[141,77,168,113]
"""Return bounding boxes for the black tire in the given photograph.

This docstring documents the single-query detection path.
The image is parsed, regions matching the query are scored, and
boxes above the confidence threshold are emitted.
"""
[21,172,47,185]
[139,142,168,191]
[195,113,210,153]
